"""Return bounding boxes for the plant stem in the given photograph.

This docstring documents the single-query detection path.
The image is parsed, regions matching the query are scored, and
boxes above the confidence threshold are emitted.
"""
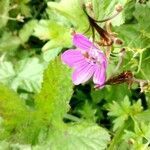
[0,15,17,21]
[136,52,143,74]
[108,123,127,150]
[64,114,80,122]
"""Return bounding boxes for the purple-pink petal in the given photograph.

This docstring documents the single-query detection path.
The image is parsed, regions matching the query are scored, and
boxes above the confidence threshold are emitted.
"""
[73,34,97,52]
[61,33,108,87]
[96,50,107,68]
[61,49,84,67]
[73,58,89,69]
[93,64,106,86]
[72,63,95,85]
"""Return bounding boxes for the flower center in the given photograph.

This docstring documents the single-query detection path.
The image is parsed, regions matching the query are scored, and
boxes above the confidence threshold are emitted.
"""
[82,49,101,65]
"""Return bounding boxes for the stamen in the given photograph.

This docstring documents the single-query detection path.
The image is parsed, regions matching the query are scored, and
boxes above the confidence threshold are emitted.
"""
[83,52,89,58]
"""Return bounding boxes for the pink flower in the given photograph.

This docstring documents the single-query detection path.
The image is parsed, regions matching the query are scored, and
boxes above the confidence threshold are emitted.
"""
[61,33,107,88]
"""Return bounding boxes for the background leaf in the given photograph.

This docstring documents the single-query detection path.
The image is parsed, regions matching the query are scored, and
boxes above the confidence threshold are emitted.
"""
[35,57,73,127]
[46,123,110,150]
[0,84,29,140]
[34,20,72,50]
[0,0,9,29]
[19,20,38,43]
[0,57,44,92]
[48,0,89,32]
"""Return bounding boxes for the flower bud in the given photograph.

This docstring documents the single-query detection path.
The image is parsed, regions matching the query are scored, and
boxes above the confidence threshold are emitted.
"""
[115,4,123,12]
[128,138,135,145]
[114,38,123,45]
[85,2,93,10]
[16,14,24,22]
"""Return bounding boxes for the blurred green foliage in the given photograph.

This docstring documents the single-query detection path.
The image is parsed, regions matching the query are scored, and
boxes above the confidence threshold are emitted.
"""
[0,0,150,149]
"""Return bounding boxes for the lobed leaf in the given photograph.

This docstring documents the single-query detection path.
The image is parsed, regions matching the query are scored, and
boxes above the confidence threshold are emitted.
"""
[37,123,110,150]
[35,57,73,127]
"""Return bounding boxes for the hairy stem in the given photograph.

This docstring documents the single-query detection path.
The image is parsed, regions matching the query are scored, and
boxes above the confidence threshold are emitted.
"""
[136,52,143,74]
[108,121,130,150]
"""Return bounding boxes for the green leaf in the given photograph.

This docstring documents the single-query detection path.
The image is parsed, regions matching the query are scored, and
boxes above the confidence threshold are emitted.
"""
[34,20,72,50]
[34,20,55,40]
[35,57,73,127]
[42,48,62,62]
[91,84,131,103]
[114,24,150,50]
[93,0,128,26]
[123,122,150,150]
[0,57,44,92]
[48,0,89,32]
[12,57,44,92]
[107,96,131,131]
[38,123,110,150]
[0,85,49,144]
[123,0,135,22]
[107,96,143,131]
[0,141,10,150]
[0,61,16,84]
[78,101,97,122]
[0,141,31,150]
[0,0,9,29]
[0,32,21,51]
[114,2,150,50]
[20,3,31,17]
[136,49,150,80]
[133,3,150,30]
[19,20,38,43]
[136,110,150,122]
[139,123,150,141]
[0,84,28,140]
[13,0,31,17]
[0,58,73,143]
